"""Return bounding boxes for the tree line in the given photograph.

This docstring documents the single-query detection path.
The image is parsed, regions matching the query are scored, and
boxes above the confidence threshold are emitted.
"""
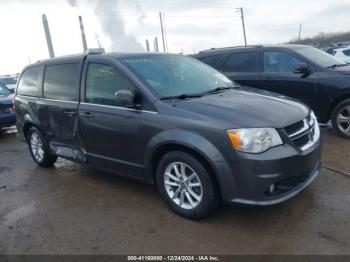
[288,31,350,47]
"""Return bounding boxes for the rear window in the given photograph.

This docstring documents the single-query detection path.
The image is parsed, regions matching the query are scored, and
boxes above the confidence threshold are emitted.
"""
[223,52,259,72]
[199,54,226,68]
[43,63,80,101]
[17,66,43,97]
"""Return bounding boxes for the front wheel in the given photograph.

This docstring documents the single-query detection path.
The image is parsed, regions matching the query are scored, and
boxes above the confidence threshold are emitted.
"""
[331,99,350,139]
[27,127,57,167]
[156,151,219,219]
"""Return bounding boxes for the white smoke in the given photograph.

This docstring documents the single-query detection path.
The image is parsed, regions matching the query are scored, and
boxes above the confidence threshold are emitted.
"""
[67,0,144,51]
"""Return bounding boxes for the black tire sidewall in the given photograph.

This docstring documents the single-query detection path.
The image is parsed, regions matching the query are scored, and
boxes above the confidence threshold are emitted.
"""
[27,127,56,167]
[331,99,350,139]
[156,151,218,219]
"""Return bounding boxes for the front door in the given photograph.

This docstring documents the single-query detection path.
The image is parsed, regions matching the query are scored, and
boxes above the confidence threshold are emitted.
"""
[259,50,317,109]
[78,60,143,178]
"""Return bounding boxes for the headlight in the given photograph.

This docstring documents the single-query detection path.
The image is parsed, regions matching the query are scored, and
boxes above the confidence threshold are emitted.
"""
[227,128,283,153]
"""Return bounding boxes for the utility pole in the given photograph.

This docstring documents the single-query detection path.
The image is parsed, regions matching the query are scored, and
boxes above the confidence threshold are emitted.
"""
[78,15,88,52]
[298,23,302,41]
[159,12,166,52]
[238,8,247,46]
[42,14,55,58]
[154,37,159,52]
[145,39,150,52]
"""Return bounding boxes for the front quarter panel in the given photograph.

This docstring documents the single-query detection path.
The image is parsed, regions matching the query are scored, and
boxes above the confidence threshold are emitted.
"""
[141,114,239,200]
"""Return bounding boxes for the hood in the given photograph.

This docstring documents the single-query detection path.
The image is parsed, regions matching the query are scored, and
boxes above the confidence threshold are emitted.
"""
[335,64,350,75]
[5,84,16,90]
[175,89,309,129]
[0,93,14,105]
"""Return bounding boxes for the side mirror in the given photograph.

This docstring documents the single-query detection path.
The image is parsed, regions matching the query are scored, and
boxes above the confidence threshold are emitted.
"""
[293,64,312,77]
[9,89,15,94]
[114,90,139,109]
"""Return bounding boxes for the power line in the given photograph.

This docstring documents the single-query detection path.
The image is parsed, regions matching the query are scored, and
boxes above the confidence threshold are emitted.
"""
[77,12,240,18]
[122,0,236,9]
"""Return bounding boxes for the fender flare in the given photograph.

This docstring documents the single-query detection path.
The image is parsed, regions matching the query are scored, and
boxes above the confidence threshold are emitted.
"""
[144,129,238,200]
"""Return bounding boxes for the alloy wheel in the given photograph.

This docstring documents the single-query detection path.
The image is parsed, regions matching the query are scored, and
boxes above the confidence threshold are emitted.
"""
[30,132,45,162]
[336,105,350,135]
[163,162,203,210]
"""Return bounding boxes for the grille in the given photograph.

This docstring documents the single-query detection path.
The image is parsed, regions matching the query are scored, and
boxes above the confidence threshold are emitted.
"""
[284,113,319,151]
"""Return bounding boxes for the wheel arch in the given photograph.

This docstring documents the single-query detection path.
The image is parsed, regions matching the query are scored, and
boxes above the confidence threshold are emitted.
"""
[144,129,237,201]
[329,92,350,120]
[22,117,44,141]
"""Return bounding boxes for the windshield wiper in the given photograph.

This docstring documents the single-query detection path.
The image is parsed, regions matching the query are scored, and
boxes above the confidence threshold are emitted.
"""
[327,64,348,68]
[203,86,239,95]
[160,93,203,100]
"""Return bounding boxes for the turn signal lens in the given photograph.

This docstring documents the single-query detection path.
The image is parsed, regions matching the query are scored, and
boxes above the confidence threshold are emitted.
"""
[227,130,241,149]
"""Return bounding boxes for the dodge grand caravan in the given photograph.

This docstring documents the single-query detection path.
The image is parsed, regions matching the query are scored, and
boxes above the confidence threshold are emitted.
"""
[15,52,321,219]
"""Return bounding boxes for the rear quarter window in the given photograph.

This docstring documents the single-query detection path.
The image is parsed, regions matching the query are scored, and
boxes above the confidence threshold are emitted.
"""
[17,66,43,97]
[199,54,226,68]
[43,63,80,101]
[223,52,259,72]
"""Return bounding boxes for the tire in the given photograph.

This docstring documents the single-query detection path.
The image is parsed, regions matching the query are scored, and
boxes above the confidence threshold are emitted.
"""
[331,99,350,139]
[27,127,57,167]
[156,151,219,219]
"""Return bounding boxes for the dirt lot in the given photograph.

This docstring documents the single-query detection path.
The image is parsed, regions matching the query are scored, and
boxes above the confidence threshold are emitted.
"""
[0,127,349,255]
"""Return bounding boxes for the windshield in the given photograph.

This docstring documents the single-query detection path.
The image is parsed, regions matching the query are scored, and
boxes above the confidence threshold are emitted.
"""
[120,55,236,98]
[294,46,347,68]
[0,77,17,85]
[0,83,10,95]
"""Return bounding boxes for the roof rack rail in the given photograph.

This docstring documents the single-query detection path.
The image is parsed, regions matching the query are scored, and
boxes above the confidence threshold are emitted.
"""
[85,48,105,55]
[199,45,263,53]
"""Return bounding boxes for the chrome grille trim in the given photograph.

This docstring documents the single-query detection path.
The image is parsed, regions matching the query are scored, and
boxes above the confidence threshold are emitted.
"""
[285,112,320,151]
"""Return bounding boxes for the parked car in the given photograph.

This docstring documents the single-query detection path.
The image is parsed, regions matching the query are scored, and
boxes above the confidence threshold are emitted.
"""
[15,52,321,219]
[193,45,350,138]
[0,76,18,90]
[0,82,16,131]
[331,46,350,63]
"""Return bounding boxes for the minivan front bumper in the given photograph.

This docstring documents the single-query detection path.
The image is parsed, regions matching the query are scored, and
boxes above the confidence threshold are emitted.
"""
[221,137,321,206]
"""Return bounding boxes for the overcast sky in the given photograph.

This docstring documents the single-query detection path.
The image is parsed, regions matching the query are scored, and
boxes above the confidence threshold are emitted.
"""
[1,0,350,75]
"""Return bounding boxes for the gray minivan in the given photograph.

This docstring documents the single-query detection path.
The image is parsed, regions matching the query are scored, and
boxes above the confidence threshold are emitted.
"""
[15,52,321,219]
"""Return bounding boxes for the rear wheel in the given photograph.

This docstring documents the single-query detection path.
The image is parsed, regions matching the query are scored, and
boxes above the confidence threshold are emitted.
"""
[331,99,350,139]
[27,127,57,167]
[156,151,219,219]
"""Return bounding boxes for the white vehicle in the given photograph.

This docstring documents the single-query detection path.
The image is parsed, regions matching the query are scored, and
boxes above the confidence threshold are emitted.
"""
[0,76,18,90]
[331,47,350,63]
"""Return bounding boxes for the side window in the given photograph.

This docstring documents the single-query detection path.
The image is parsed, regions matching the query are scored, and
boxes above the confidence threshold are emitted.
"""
[223,52,258,72]
[85,63,135,106]
[43,63,80,101]
[264,52,303,73]
[343,49,350,56]
[17,66,43,97]
[200,54,225,68]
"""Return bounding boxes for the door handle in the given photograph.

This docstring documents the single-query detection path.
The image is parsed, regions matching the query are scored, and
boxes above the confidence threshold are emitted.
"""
[79,111,93,119]
[63,110,77,116]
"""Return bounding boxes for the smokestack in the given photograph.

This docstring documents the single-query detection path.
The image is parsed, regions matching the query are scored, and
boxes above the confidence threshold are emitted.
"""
[42,14,55,58]
[154,37,159,52]
[145,39,150,52]
[79,15,88,52]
